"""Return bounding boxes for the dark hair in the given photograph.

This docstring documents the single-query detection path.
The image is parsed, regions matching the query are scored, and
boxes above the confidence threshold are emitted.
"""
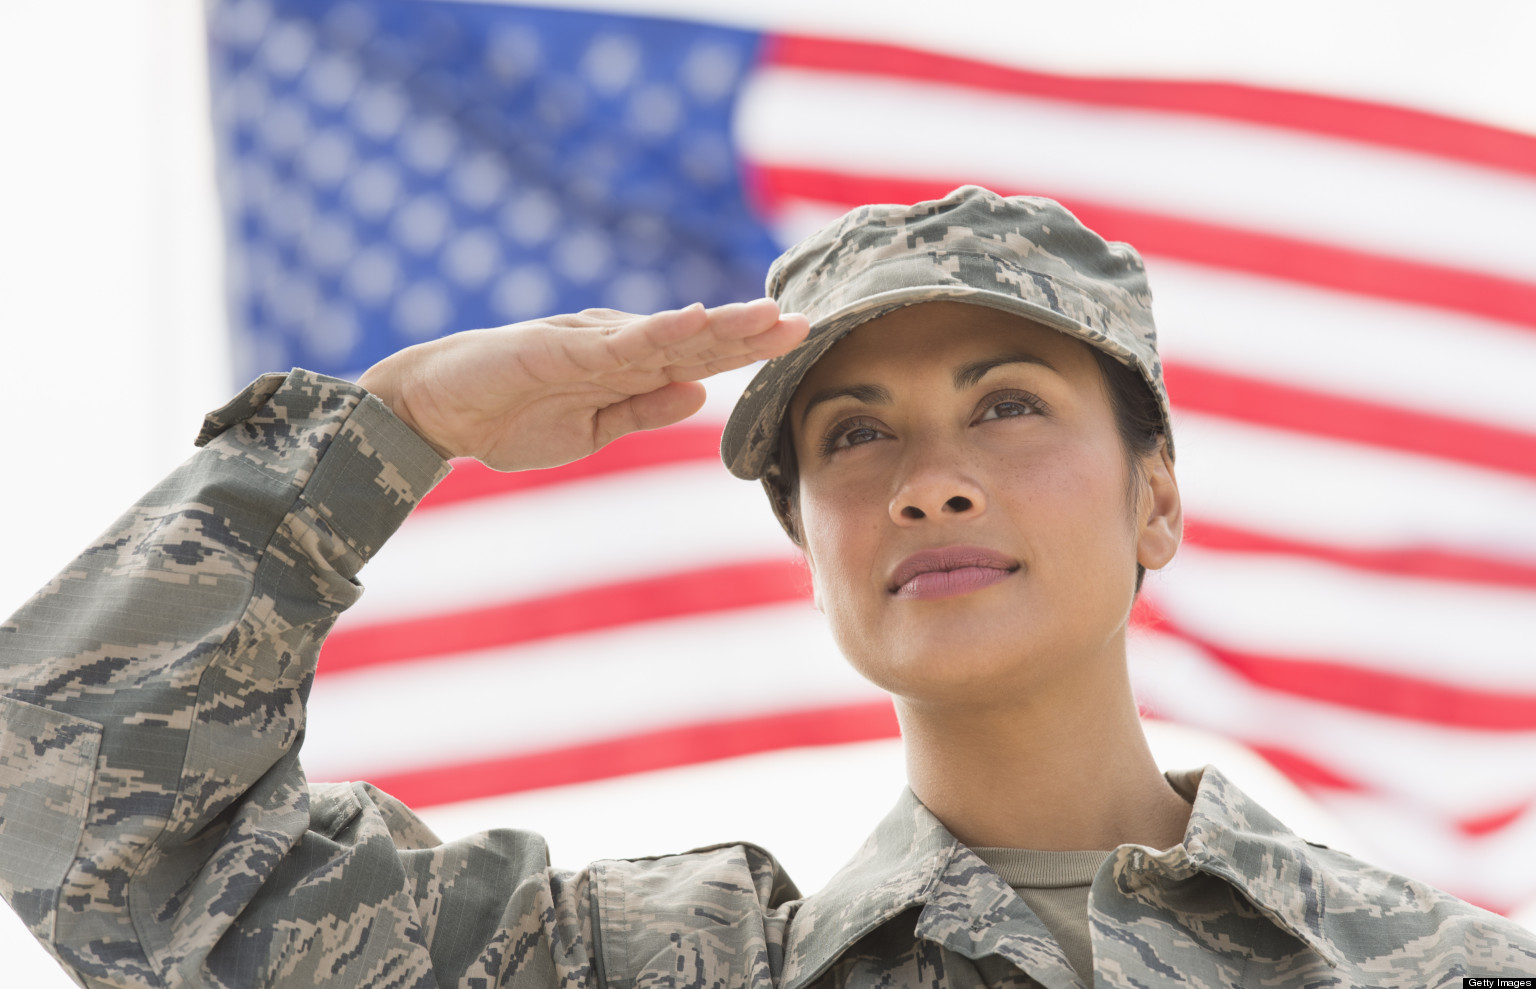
[760,344,1167,590]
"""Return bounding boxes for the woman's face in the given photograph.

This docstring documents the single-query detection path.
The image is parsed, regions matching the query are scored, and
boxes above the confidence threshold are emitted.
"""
[788,301,1180,708]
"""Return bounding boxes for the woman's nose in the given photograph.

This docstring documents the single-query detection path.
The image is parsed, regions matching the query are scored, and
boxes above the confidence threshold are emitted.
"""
[889,463,986,524]
[897,495,975,520]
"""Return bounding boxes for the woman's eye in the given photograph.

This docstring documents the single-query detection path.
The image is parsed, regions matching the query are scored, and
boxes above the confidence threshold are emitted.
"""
[978,396,1039,421]
[843,426,881,446]
[819,418,885,456]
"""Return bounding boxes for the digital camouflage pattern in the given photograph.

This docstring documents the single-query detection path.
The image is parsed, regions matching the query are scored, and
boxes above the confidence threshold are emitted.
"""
[3,370,1534,988]
[721,186,1170,482]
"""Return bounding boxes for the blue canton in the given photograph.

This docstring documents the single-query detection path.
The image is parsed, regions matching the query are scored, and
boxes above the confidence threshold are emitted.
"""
[207,0,781,382]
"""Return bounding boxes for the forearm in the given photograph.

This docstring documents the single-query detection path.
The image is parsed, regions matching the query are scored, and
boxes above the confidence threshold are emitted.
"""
[0,369,449,985]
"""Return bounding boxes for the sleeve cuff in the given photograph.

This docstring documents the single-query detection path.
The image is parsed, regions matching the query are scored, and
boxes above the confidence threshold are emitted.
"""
[195,369,453,566]
[303,390,453,562]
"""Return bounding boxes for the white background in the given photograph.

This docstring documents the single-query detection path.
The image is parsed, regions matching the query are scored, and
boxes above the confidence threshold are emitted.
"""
[3,1,1534,984]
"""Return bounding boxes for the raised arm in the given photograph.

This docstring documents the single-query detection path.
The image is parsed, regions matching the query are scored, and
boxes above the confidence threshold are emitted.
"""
[0,302,807,988]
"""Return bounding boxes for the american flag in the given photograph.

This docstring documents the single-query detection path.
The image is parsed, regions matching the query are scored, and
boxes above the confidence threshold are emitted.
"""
[206,0,1536,913]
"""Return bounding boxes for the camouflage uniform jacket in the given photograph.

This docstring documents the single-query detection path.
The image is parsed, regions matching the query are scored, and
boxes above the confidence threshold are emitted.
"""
[2,369,1533,989]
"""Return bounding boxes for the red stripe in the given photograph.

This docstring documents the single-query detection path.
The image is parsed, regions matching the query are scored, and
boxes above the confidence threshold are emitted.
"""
[1458,803,1530,838]
[749,166,1536,334]
[1137,602,1536,731]
[319,558,810,676]
[418,424,722,511]
[1165,363,1536,482]
[1182,522,1536,593]
[1242,743,1365,792]
[356,700,900,807]
[763,34,1536,181]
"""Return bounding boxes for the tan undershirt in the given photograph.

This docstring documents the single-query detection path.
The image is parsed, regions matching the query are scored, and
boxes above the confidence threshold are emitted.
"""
[968,772,1202,987]
[968,846,1109,986]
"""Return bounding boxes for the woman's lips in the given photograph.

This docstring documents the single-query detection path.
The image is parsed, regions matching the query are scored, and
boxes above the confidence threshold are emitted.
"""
[888,546,1020,601]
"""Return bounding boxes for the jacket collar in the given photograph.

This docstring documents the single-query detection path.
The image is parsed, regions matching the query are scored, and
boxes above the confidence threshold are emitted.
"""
[782,765,1341,989]
[780,788,954,989]
[1175,765,1343,967]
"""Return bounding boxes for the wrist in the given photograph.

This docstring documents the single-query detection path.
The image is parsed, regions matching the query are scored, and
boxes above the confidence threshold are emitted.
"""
[357,359,455,460]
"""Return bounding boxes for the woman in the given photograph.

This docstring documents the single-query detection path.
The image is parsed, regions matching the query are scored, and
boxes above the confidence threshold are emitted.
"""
[0,187,1529,988]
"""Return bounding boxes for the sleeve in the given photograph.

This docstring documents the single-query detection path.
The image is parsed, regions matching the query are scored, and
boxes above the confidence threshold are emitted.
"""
[0,370,602,989]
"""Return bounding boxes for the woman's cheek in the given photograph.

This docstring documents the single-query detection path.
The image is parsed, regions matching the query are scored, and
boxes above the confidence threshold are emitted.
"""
[801,489,886,655]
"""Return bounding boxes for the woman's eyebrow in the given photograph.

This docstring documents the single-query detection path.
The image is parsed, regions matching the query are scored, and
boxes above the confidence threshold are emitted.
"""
[798,383,892,427]
[954,353,1059,389]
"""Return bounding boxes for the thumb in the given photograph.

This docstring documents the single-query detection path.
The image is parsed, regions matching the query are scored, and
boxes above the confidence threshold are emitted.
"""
[593,380,707,447]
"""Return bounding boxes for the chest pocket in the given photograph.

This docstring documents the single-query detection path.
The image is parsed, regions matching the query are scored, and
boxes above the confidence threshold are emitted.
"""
[591,843,800,989]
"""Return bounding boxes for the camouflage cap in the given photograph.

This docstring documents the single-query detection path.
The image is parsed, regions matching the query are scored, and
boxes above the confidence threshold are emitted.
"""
[720,185,1171,481]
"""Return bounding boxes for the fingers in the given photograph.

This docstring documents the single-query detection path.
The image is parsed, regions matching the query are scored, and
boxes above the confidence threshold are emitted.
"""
[699,297,786,341]
[593,380,707,447]
[739,308,810,358]
[664,309,810,381]
[699,300,810,364]
[589,301,809,446]
[630,298,781,343]
[607,299,808,374]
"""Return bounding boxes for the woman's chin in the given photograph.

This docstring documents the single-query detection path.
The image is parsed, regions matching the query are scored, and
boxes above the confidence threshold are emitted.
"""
[846,635,1061,704]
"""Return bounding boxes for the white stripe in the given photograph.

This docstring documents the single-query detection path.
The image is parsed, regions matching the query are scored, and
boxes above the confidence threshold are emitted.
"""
[306,603,878,780]
[1174,411,1536,562]
[345,460,796,625]
[1128,629,1536,816]
[761,198,848,250]
[1150,259,1536,434]
[736,67,1536,281]
[1150,545,1536,689]
[416,741,911,887]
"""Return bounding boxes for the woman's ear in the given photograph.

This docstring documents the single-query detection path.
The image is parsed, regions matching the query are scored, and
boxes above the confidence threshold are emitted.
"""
[1136,441,1182,572]
[802,545,824,613]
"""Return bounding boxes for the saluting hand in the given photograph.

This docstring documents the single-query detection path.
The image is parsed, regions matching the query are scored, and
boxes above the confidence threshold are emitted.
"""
[357,299,809,471]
